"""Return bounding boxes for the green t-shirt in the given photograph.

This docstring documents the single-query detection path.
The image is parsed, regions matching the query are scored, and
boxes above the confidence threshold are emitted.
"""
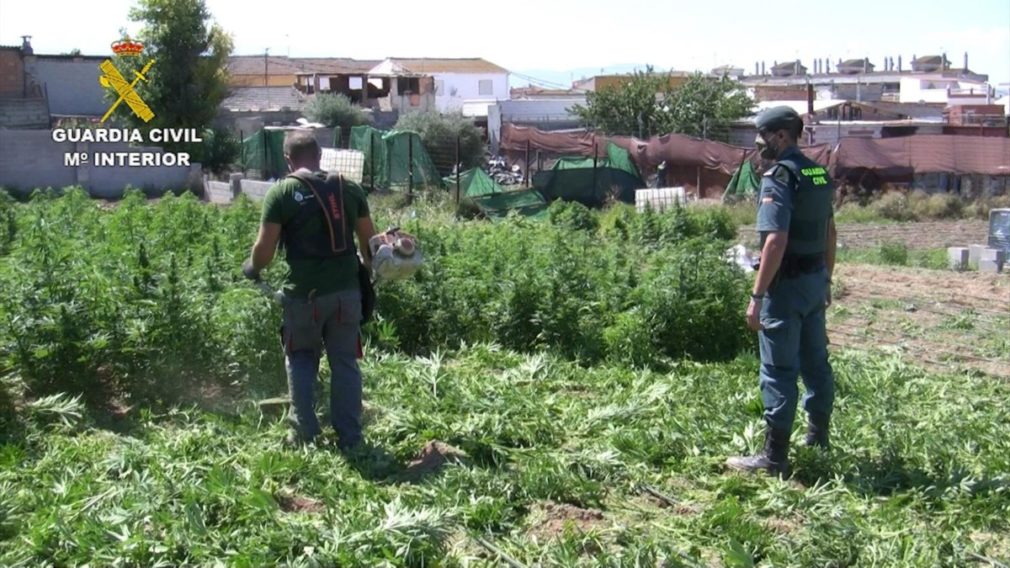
[261,173,370,298]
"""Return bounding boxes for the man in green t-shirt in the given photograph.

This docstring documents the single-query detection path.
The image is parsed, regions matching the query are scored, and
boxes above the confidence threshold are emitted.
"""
[242,130,376,449]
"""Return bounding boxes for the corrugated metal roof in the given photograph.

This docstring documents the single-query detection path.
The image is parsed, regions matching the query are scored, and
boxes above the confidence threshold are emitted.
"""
[221,86,308,112]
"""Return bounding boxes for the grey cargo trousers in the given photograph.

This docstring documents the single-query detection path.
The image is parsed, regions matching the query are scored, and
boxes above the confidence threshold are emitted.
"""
[281,288,362,448]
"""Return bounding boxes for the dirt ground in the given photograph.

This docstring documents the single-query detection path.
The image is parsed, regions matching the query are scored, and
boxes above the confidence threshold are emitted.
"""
[527,501,606,541]
[833,220,990,250]
[739,220,989,250]
[829,263,1010,378]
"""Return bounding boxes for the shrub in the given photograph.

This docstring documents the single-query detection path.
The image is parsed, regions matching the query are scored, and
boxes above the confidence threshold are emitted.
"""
[200,127,240,175]
[394,111,485,174]
[964,194,1010,220]
[375,209,749,365]
[872,191,917,222]
[912,192,963,220]
[602,308,659,367]
[879,241,909,266]
[304,93,370,132]
[0,190,753,411]
[548,200,598,232]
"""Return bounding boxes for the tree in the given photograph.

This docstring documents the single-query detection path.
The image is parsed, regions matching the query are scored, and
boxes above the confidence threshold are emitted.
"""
[394,111,485,174]
[304,93,370,133]
[569,66,673,139]
[663,73,754,141]
[570,68,754,142]
[111,0,233,158]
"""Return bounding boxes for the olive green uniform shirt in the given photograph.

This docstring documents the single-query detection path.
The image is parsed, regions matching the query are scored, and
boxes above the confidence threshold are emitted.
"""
[261,173,370,298]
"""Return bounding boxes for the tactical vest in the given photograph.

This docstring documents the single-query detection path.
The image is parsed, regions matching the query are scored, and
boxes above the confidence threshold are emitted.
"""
[281,169,356,261]
[773,150,835,257]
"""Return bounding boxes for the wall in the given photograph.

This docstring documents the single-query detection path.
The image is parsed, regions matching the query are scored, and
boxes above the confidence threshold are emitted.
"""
[229,74,296,87]
[829,83,886,102]
[26,56,108,116]
[237,178,273,200]
[0,99,50,128]
[0,129,199,198]
[205,178,235,203]
[583,75,689,92]
[0,49,25,96]
[383,77,435,113]
[434,72,508,112]
[899,76,960,104]
[489,98,586,152]
[728,122,941,147]
[214,110,306,134]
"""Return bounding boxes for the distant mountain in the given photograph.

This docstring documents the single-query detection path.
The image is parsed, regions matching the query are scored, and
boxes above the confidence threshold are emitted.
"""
[509,63,667,90]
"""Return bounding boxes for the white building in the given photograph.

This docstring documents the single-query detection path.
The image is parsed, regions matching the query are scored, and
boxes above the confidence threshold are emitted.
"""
[898,75,993,104]
[741,54,994,106]
[368,58,509,116]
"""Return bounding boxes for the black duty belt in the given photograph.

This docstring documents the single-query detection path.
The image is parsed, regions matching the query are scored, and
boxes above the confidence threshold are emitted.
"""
[779,254,825,279]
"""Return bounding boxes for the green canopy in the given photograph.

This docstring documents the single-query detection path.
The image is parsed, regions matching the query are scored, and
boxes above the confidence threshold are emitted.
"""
[722,160,760,202]
[240,129,287,179]
[350,126,443,191]
[443,168,503,198]
[534,142,644,206]
[442,167,547,219]
[471,188,549,220]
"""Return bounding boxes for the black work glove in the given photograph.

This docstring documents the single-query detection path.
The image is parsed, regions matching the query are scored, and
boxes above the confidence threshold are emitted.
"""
[241,259,261,283]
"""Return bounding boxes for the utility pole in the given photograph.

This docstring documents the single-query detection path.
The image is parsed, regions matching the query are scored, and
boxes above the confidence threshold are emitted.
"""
[264,48,270,108]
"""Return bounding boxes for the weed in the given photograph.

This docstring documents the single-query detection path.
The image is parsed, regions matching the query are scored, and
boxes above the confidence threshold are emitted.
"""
[879,241,909,266]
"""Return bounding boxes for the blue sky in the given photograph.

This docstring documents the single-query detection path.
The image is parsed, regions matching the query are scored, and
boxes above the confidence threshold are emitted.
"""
[2,0,1007,89]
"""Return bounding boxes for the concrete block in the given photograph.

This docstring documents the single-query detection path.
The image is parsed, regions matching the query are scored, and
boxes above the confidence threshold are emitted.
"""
[968,244,987,268]
[979,259,1003,273]
[979,248,1006,273]
[947,247,969,271]
[229,173,244,196]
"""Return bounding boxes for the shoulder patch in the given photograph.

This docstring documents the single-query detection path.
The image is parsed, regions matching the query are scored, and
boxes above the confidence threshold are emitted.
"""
[771,164,795,185]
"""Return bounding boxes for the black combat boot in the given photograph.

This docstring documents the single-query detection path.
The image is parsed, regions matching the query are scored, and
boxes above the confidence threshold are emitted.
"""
[725,427,791,478]
[804,413,830,449]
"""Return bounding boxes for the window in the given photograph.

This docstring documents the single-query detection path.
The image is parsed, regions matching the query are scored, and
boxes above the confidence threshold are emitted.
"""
[349,76,363,90]
[434,79,444,96]
[478,79,493,96]
[397,77,420,94]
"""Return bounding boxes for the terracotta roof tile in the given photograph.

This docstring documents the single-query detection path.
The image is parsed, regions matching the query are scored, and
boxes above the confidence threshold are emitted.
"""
[385,58,508,74]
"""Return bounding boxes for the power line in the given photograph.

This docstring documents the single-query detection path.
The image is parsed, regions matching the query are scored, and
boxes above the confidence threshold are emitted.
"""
[509,71,585,92]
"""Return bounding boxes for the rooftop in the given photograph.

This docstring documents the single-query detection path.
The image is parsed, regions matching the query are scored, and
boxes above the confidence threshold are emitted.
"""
[381,58,509,74]
[221,86,308,112]
[742,69,989,85]
[228,56,380,77]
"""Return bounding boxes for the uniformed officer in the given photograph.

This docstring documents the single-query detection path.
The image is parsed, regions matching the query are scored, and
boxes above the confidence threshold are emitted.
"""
[243,130,377,450]
[726,106,838,477]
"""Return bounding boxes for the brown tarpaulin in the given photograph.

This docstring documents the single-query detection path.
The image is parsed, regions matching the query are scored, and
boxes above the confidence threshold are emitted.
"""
[501,124,1008,197]
[500,124,833,198]
[831,135,1010,176]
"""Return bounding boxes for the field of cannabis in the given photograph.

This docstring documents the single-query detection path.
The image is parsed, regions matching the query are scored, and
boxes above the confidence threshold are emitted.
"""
[1,189,1008,567]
